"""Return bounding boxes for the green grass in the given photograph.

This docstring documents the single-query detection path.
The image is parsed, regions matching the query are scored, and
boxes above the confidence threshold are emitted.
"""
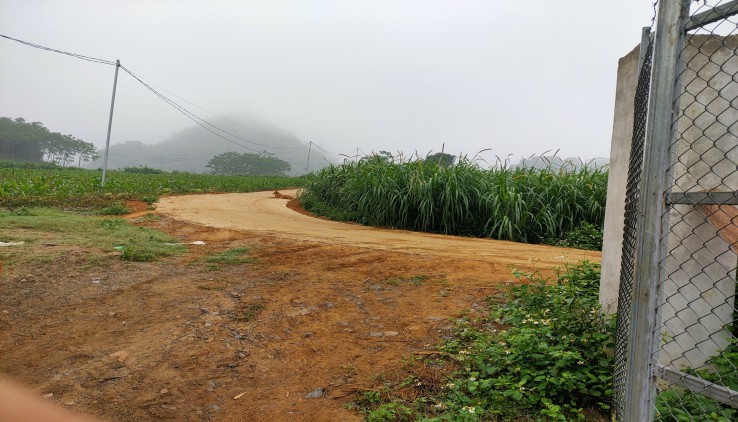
[205,247,256,268]
[299,157,606,246]
[386,274,428,286]
[356,262,614,421]
[0,163,305,210]
[0,207,185,261]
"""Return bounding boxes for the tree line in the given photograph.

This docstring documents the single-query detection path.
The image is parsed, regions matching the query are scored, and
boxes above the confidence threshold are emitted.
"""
[0,117,99,167]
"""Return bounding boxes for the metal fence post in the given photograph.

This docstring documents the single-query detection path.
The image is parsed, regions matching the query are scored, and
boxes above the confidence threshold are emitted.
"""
[624,0,689,420]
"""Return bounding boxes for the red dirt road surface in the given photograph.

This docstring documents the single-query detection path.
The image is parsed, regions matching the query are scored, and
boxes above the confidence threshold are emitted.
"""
[0,191,600,421]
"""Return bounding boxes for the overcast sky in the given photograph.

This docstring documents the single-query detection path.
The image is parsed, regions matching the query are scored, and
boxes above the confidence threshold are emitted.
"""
[0,0,655,164]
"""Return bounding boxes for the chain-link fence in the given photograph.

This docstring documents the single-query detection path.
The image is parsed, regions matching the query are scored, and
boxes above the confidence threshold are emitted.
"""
[613,27,654,418]
[613,0,738,420]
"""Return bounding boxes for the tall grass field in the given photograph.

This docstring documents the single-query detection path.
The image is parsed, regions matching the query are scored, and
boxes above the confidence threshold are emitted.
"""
[0,161,304,209]
[300,157,607,246]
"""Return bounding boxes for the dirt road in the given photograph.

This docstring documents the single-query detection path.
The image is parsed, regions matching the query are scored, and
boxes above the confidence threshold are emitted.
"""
[1,192,601,422]
[157,190,600,268]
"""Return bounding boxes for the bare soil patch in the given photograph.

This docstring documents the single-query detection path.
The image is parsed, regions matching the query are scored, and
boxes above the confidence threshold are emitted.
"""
[0,193,600,421]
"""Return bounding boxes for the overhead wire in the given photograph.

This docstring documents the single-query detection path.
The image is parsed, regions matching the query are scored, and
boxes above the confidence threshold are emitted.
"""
[119,65,306,156]
[0,33,116,66]
[128,73,308,150]
[0,33,353,165]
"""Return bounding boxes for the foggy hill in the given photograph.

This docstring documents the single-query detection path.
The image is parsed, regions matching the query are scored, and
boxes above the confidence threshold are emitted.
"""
[87,115,332,175]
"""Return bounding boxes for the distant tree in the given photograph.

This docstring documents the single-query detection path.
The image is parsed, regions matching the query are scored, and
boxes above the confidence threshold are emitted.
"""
[426,152,456,167]
[206,151,291,176]
[0,117,99,166]
[360,150,394,165]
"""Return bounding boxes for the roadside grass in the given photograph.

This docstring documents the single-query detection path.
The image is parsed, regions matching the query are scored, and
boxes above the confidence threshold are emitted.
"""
[0,207,184,262]
[355,261,614,421]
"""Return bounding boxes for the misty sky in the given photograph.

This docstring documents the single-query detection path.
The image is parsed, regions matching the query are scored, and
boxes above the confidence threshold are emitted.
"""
[0,0,655,164]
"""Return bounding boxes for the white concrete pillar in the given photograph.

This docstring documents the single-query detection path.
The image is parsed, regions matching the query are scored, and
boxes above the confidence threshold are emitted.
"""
[599,45,640,313]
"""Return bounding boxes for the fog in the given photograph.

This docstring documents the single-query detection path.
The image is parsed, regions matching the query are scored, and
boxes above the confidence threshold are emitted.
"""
[0,1,655,170]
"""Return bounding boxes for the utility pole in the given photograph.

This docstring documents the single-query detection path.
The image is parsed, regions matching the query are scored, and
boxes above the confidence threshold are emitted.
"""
[356,147,359,163]
[101,60,120,187]
[305,141,312,174]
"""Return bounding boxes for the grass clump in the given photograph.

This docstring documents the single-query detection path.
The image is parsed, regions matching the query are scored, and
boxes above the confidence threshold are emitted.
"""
[386,275,428,286]
[205,247,255,267]
[554,222,603,251]
[357,261,614,421]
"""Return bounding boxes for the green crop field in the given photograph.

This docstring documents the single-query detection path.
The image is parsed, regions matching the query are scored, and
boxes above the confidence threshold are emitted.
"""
[0,161,304,209]
[300,157,607,247]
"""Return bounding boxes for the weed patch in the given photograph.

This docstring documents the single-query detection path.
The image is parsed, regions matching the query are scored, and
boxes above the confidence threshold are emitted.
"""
[205,247,256,268]
[386,275,428,286]
[230,301,265,322]
[357,261,614,421]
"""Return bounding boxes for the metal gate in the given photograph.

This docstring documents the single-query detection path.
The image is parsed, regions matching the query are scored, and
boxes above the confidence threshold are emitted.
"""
[614,0,738,420]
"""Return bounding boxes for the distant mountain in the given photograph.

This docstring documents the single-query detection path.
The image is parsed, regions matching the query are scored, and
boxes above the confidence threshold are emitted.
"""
[514,155,609,170]
[87,115,333,175]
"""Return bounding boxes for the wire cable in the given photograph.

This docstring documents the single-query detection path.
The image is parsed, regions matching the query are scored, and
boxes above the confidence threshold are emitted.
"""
[0,33,116,66]
[120,65,306,155]
[0,33,349,163]
[129,73,310,150]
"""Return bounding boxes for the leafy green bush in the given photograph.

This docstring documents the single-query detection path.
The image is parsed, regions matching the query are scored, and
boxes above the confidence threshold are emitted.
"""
[355,262,613,421]
[439,262,613,419]
[366,401,416,422]
[553,222,604,251]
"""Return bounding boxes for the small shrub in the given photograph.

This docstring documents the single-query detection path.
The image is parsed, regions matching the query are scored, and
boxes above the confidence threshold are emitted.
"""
[554,221,603,251]
[366,401,415,422]
[141,195,159,205]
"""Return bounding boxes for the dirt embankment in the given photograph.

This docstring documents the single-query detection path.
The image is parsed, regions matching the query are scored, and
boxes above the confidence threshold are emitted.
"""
[0,192,600,421]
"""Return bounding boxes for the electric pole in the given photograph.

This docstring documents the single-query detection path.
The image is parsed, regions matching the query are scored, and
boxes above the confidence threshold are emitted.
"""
[101,59,120,187]
[305,141,312,174]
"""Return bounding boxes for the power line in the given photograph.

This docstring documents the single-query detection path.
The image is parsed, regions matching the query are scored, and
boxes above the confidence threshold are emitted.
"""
[119,65,305,156]
[0,33,115,66]
[107,152,328,167]
[129,73,310,150]
[0,33,348,165]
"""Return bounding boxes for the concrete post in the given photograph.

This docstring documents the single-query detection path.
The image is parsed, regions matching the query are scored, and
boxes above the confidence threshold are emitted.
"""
[599,45,640,312]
